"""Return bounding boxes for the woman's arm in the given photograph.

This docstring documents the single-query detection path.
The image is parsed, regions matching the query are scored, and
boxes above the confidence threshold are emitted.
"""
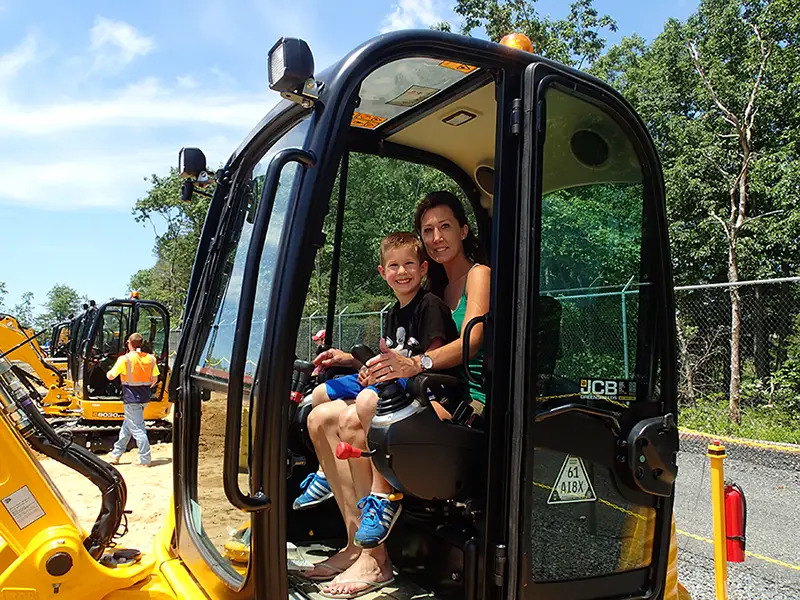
[426,264,490,370]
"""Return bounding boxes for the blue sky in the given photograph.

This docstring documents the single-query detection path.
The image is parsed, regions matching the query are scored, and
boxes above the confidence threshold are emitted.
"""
[0,0,698,315]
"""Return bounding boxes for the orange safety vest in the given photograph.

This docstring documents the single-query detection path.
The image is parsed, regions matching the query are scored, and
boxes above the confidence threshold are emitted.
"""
[121,350,157,387]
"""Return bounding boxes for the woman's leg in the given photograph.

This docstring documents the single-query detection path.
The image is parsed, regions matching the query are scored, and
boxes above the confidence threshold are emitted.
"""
[304,400,361,575]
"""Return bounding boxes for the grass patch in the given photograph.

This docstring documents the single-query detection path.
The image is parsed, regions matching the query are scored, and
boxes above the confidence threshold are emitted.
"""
[680,395,800,445]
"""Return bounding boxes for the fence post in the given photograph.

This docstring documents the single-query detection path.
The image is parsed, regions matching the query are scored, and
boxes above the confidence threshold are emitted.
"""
[307,311,318,361]
[379,302,392,339]
[621,275,634,379]
[708,440,728,600]
[338,306,349,349]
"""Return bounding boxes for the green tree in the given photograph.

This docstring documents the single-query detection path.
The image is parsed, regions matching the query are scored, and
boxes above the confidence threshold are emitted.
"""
[594,0,800,422]
[12,292,35,328]
[0,281,7,311]
[35,284,82,330]
[130,168,213,323]
[452,0,617,67]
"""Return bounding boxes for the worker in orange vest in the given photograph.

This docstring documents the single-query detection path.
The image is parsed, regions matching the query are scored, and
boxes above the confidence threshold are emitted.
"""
[106,332,160,467]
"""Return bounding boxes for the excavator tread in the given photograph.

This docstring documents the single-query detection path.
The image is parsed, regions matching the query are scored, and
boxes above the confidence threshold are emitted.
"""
[51,419,172,453]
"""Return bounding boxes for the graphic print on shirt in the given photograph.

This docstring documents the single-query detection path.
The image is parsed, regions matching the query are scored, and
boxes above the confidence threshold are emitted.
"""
[385,326,421,357]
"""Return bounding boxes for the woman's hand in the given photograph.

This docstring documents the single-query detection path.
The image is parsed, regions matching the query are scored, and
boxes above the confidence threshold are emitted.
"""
[313,348,355,369]
[366,338,422,383]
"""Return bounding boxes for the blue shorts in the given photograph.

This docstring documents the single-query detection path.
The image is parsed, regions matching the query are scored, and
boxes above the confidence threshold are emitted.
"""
[325,374,408,400]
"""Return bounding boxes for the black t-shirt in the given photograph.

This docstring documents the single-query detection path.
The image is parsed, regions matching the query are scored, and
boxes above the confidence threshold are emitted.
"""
[384,289,458,357]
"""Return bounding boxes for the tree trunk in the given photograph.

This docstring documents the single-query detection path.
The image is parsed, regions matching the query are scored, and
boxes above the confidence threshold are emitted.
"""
[676,316,696,403]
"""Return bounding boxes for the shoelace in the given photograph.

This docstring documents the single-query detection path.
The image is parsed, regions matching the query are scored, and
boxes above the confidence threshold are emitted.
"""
[357,495,386,527]
[300,473,317,491]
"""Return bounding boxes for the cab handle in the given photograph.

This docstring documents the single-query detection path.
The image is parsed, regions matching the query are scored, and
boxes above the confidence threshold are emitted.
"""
[461,314,487,385]
[535,403,621,435]
[223,147,316,513]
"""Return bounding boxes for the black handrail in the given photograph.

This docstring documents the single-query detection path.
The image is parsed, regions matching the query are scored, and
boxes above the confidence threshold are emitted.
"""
[223,147,316,512]
[534,403,621,435]
[461,314,487,385]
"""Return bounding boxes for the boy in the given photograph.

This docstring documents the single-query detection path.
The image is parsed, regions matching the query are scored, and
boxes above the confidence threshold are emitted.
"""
[293,232,458,510]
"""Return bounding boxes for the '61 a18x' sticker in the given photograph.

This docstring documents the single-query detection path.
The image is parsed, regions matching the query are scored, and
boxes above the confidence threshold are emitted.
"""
[579,378,637,403]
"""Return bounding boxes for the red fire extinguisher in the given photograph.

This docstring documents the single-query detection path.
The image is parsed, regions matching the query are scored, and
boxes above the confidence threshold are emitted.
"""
[724,481,746,562]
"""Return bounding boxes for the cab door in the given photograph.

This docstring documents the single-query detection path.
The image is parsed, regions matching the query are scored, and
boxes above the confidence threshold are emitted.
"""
[507,64,679,599]
[131,301,170,401]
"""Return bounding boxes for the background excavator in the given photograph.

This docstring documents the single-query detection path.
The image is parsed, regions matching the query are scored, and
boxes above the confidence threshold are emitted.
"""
[0,294,173,452]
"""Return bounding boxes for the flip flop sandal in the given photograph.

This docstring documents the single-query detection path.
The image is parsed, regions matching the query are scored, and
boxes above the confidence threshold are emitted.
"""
[319,577,395,599]
[297,562,344,582]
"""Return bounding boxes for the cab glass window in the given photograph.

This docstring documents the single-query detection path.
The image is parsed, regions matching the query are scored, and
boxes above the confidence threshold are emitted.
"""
[525,86,658,583]
[188,114,311,580]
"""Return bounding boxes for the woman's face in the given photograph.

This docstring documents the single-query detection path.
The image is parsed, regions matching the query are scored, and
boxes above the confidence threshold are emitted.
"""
[420,205,469,265]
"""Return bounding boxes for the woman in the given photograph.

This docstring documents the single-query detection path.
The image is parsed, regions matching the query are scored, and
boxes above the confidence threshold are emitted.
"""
[306,191,490,598]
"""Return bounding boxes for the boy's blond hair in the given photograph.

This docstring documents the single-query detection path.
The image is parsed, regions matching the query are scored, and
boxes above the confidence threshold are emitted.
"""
[379,232,424,266]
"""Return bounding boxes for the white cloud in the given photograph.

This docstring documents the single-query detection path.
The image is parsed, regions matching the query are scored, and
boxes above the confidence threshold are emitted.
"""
[90,17,155,70]
[380,0,447,33]
[0,80,272,135]
[0,34,37,83]
[176,75,199,89]
[2,134,241,210]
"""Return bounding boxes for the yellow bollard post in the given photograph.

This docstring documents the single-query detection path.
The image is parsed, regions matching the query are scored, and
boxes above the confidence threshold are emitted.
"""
[708,440,728,600]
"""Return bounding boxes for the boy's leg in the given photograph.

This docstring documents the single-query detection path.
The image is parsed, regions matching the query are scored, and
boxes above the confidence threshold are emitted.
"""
[310,382,332,407]
[125,403,151,465]
[355,388,392,496]
[295,376,360,507]
[339,402,373,500]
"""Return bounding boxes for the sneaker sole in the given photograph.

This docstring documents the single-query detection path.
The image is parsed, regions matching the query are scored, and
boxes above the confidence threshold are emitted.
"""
[354,503,403,548]
[292,491,334,511]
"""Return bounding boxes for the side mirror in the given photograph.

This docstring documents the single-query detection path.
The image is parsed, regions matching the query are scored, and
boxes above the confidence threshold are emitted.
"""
[179,147,207,179]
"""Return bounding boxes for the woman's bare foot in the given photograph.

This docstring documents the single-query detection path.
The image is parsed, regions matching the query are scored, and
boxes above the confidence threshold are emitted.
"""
[322,547,392,596]
[302,545,361,581]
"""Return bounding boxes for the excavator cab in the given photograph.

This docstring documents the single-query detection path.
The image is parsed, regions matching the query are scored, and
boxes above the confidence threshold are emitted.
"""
[168,30,681,600]
[0,30,686,600]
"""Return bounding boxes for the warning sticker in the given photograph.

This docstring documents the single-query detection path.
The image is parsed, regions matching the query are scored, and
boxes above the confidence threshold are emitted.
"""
[351,112,387,129]
[547,455,597,505]
[439,60,478,74]
[387,85,440,107]
[2,486,45,529]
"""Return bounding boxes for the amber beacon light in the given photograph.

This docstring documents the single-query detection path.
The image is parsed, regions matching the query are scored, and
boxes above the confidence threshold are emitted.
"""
[499,32,533,53]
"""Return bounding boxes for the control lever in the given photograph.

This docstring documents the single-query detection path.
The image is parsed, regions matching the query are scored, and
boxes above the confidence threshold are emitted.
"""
[336,441,375,459]
[350,344,377,366]
[627,413,679,497]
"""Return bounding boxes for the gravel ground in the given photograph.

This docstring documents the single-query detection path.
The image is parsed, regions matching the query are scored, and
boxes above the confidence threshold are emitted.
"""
[675,440,800,600]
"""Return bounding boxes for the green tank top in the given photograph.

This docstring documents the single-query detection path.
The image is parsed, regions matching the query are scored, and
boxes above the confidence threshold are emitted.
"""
[451,273,486,405]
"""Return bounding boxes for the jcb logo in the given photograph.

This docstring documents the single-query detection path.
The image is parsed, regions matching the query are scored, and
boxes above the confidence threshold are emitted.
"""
[580,379,618,397]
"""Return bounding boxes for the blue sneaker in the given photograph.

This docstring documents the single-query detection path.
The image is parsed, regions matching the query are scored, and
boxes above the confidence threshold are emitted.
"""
[354,494,402,548]
[293,472,333,510]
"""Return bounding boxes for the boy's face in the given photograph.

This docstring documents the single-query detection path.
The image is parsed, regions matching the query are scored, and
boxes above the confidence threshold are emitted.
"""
[378,246,427,297]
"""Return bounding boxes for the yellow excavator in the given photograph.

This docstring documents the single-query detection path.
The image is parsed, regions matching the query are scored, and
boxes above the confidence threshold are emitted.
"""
[1,29,691,600]
[0,313,76,411]
[0,295,172,452]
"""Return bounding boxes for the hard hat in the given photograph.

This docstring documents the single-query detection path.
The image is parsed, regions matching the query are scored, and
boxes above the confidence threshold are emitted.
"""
[312,329,326,342]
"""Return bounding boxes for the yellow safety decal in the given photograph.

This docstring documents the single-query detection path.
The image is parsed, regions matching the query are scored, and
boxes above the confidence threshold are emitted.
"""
[439,60,478,73]
[351,112,387,129]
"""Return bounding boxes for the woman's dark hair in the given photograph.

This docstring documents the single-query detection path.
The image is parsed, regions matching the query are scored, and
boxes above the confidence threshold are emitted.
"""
[414,191,486,298]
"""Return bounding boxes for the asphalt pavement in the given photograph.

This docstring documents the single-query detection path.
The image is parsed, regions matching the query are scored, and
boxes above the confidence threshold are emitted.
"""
[674,439,800,600]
